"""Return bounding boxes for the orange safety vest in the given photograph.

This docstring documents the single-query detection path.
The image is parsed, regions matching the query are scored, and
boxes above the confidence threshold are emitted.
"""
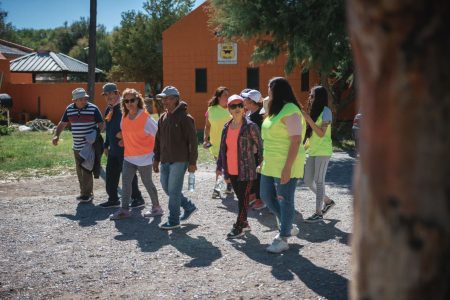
[122,111,155,157]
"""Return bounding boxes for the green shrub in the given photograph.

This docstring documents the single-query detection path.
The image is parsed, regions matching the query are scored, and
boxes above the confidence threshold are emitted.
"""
[0,125,13,136]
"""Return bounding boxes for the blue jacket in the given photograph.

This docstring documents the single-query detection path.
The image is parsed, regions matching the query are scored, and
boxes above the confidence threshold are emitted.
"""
[104,104,124,157]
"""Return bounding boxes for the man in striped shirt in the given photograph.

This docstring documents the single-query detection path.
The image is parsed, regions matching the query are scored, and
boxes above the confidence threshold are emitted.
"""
[52,88,104,203]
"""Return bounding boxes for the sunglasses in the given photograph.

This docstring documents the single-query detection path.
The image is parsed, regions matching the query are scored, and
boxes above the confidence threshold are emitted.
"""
[229,103,244,110]
[123,98,136,104]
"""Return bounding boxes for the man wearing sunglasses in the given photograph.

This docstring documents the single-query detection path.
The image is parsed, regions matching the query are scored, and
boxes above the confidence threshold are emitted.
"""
[52,87,104,203]
[154,86,198,230]
[99,83,144,208]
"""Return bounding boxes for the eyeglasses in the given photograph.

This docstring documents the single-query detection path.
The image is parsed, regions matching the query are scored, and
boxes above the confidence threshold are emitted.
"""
[229,103,244,110]
[123,98,136,104]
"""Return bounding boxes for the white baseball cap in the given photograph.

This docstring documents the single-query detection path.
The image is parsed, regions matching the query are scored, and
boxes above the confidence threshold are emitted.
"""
[241,89,262,103]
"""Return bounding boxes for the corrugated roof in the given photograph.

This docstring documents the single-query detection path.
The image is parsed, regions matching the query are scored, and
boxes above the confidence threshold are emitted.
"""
[10,51,104,74]
[0,44,30,57]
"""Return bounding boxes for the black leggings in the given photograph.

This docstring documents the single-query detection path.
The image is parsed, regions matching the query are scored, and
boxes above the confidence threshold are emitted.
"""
[229,175,254,227]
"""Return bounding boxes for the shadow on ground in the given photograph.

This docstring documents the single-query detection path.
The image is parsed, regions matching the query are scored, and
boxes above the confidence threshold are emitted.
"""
[230,234,348,300]
[55,202,111,227]
[112,213,222,268]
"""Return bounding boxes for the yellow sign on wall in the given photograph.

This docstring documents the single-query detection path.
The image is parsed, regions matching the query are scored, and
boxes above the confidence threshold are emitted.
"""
[218,42,237,64]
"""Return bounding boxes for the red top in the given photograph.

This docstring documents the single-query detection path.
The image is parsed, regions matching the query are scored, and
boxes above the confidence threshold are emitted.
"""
[226,126,240,175]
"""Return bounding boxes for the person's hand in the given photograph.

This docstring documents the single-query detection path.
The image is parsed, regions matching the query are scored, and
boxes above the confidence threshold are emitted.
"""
[280,166,291,184]
[188,164,197,173]
[118,140,124,147]
[153,160,160,173]
[256,165,261,174]
[216,169,222,177]
[116,131,122,139]
[52,136,59,146]
[104,148,109,156]
[202,141,211,149]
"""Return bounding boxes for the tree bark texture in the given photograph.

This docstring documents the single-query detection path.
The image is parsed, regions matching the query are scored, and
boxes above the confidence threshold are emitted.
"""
[347,0,450,299]
[88,0,97,102]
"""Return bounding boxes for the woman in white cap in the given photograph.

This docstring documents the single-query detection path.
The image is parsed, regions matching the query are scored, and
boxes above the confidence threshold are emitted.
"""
[216,94,263,238]
[241,89,266,210]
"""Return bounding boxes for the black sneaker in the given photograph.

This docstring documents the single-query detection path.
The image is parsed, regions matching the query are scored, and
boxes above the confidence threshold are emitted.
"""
[78,195,93,203]
[322,200,336,215]
[129,198,145,208]
[159,221,181,230]
[99,200,120,208]
[180,206,197,223]
[227,224,244,239]
[212,189,221,199]
[223,183,233,195]
[305,213,323,223]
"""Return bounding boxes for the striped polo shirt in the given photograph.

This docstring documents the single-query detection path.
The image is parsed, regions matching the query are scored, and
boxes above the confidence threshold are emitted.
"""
[61,102,103,150]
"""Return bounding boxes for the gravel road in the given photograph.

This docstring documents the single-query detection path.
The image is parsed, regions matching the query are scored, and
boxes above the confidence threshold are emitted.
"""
[0,151,355,299]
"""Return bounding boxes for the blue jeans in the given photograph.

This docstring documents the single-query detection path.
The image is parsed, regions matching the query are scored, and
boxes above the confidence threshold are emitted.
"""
[260,175,298,237]
[160,162,196,225]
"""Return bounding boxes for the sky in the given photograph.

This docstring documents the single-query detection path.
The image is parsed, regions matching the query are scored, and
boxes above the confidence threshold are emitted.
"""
[2,0,205,32]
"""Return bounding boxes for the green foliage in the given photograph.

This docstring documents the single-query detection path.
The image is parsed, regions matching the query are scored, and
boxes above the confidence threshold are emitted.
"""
[0,125,12,135]
[0,1,16,40]
[209,0,351,77]
[110,0,194,95]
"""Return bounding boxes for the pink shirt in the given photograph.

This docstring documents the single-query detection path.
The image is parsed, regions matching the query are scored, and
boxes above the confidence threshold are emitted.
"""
[226,127,240,175]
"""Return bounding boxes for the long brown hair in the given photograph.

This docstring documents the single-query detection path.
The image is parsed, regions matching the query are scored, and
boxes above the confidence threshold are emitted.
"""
[121,88,144,117]
[208,86,228,107]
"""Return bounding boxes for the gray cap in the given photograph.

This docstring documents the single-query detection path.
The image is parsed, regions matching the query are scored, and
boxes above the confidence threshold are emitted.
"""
[102,83,118,95]
[156,86,180,98]
[72,87,89,100]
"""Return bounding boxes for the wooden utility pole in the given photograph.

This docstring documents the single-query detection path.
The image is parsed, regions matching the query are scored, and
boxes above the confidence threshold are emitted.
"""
[87,0,97,102]
[348,0,450,299]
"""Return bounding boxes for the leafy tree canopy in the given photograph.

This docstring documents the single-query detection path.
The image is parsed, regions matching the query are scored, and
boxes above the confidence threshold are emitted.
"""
[110,0,194,95]
[208,0,352,80]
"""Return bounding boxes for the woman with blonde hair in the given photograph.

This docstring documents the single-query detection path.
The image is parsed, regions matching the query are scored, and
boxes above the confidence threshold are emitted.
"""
[110,88,163,220]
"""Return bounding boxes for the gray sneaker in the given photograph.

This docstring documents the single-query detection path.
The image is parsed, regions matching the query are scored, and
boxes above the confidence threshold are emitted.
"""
[305,213,323,223]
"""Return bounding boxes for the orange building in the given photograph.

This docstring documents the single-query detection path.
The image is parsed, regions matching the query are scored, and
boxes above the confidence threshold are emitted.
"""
[162,2,320,129]
[0,41,144,124]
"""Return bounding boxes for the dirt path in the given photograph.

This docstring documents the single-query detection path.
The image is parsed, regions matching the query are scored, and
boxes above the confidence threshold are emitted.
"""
[0,152,354,299]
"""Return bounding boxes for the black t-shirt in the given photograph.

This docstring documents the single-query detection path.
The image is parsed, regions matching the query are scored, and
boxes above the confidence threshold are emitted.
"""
[249,107,263,129]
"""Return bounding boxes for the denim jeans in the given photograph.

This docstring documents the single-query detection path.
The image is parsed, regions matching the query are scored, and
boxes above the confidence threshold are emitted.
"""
[260,175,298,237]
[160,162,196,225]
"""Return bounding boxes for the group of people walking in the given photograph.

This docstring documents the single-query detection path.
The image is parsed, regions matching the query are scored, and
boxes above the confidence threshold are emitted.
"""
[52,76,334,253]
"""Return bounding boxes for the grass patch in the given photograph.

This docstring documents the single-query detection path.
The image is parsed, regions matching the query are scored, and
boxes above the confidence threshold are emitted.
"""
[0,130,215,180]
[333,139,355,152]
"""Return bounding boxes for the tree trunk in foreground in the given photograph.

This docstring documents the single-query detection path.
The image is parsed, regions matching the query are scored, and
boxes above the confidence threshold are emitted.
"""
[347,0,450,299]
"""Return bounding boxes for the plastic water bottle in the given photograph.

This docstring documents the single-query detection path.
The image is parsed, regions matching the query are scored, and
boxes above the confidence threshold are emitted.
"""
[188,172,195,192]
[215,175,225,191]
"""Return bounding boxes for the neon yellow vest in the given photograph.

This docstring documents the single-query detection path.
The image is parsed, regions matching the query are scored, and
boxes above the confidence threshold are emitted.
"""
[308,110,332,156]
[207,105,231,157]
[261,103,306,178]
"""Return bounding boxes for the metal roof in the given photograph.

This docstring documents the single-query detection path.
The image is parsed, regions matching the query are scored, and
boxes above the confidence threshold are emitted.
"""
[0,39,33,58]
[10,51,104,74]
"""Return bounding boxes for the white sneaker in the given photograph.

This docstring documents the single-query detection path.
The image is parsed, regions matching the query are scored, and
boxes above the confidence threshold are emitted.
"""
[291,224,299,236]
[266,237,289,253]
